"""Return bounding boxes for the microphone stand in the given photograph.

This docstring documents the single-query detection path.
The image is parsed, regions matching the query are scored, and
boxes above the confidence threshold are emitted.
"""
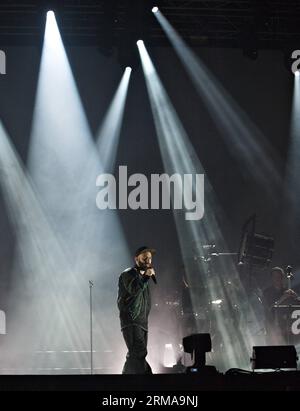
[285,266,294,345]
[89,280,94,375]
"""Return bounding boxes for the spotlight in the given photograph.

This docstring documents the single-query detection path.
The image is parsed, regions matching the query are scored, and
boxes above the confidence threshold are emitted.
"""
[46,10,55,18]
[211,299,222,305]
[136,40,143,46]
[163,343,176,368]
[295,70,300,77]
[125,66,132,73]
[152,7,159,13]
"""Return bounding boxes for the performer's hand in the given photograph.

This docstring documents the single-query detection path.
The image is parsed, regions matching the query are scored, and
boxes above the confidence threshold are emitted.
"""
[284,289,298,298]
[144,268,155,278]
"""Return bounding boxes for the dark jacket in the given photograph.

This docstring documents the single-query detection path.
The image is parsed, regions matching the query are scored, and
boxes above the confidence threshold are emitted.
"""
[117,266,151,331]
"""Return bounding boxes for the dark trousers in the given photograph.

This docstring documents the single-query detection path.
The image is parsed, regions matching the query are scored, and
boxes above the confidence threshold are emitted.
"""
[122,325,153,374]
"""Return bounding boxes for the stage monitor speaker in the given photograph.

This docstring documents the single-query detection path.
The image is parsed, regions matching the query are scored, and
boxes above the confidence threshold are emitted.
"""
[251,345,298,370]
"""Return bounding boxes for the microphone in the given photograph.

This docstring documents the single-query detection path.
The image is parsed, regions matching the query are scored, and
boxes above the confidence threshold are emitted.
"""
[143,265,157,285]
[286,265,293,277]
[286,265,293,290]
[148,266,157,284]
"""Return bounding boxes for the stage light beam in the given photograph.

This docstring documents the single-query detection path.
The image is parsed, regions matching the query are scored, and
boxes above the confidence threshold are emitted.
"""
[96,66,132,171]
[283,68,300,250]
[137,41,258,371]
[153,9,283,200]
[0,120,88,371]
[27,11,130,373]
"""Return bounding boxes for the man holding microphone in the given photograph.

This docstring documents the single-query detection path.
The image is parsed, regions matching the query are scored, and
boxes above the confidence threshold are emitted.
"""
[117,246,156,374]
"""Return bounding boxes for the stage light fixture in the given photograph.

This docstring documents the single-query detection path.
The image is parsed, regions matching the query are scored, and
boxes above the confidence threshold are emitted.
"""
[295,70,300,77]
[47,10,55,18]
[183,333,218,374]
[152,7,159,13]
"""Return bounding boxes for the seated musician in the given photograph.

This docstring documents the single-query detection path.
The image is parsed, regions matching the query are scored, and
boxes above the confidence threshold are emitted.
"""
[262,267,299,344]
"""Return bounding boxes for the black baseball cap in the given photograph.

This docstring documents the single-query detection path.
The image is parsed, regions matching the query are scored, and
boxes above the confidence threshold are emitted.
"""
[134,246,156,257]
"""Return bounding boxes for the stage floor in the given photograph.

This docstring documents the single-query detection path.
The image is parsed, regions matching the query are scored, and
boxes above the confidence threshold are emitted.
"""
[0,371,300,391]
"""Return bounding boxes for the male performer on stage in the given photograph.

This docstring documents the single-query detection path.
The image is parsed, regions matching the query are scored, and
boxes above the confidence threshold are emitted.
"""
[118,246,156,374]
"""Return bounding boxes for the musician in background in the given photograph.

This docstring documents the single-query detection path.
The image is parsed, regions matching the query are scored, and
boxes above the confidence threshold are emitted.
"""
[262,267,299,344]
